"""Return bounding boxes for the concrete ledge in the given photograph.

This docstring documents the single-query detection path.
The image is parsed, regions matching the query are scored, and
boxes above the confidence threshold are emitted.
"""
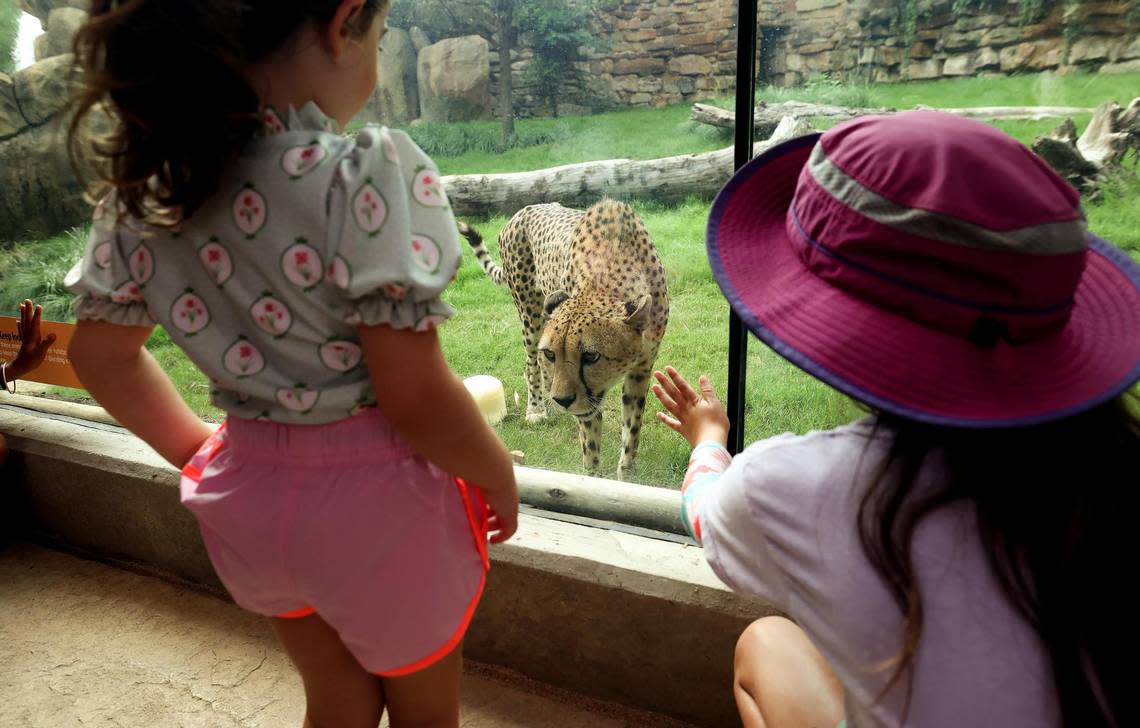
[2,391,689,534]
[1,406,778,726]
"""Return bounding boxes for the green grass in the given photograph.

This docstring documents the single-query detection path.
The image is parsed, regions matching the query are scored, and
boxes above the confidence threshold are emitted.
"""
[405,122,558,157]
[431,105,732,175]
[865,71,1140,109]
[440,198,861,484]
[0,229,87,322]
[4,70,1138,487]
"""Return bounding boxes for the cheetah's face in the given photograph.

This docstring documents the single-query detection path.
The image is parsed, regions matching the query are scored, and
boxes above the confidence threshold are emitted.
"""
[538,292,651,417]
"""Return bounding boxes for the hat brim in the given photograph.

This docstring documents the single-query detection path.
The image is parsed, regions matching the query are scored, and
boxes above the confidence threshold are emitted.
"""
[707,134,1140,428]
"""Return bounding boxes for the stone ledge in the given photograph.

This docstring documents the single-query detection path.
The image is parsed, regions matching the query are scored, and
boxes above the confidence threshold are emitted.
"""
[1,406,776,726]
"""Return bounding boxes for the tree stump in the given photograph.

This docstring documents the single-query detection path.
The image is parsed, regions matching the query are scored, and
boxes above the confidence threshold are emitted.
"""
[1032,98,1140,194]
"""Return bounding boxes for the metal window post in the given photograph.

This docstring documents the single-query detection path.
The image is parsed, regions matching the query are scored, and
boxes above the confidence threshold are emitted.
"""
[726,0,758,455]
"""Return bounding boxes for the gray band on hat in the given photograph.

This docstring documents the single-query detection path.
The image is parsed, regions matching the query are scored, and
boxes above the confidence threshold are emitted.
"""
[806,143,1088,255]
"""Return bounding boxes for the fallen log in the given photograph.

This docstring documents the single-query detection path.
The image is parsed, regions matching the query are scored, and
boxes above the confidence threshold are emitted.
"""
[692,101,1098,135]
[913,104,1097,120]
[444,116,816,219]
[692,102,892,136]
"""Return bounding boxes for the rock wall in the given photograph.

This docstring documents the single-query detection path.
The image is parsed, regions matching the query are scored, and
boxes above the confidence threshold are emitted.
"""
[484,0,753,116]
[478,0,1140,115]
[2,3,92,242]
[775,0,1140,87]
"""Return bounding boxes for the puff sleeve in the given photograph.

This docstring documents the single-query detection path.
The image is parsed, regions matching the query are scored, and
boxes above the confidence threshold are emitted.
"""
[325,126,462,332]
[64,196,157,326]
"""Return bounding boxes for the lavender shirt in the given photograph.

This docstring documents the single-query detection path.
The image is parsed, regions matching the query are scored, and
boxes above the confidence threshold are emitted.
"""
[696,420,1060,727]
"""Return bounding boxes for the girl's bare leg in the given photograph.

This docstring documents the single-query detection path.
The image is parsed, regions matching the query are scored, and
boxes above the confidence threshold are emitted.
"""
[734,617,845,728]
[272,613,385,728]
[382,642,463,728]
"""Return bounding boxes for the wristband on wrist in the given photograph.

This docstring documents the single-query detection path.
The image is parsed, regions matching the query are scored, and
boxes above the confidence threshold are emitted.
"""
[1,363,15,394]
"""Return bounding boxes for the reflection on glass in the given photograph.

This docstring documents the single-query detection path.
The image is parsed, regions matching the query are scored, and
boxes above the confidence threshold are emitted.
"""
[737,3,1140,473]
[1,0,1136,495]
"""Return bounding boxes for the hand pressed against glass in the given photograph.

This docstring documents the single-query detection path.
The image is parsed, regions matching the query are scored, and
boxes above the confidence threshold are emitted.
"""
[651,366,730,449]
[7,299,57,381]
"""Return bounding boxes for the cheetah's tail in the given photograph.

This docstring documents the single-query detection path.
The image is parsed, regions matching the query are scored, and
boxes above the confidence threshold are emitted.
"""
[457,221,504,286]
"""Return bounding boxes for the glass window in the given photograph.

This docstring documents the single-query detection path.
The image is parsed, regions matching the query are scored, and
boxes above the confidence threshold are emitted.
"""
[2,0,1137,513]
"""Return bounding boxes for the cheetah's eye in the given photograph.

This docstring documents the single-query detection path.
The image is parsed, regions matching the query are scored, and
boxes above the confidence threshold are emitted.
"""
[542,349,555,362]
[581,350,600,364]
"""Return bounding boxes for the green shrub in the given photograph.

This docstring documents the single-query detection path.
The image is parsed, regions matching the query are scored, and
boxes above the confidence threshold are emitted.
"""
[406,121,558,157]
[0,228,87,321]
[1,1,20,75]
[756,77,877,109]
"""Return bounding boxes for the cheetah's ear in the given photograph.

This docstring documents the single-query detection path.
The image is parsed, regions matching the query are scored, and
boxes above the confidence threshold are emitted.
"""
[624,294,652,332]
[543,290,570,318]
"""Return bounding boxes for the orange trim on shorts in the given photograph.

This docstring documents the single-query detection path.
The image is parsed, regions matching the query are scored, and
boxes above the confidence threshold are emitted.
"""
[180,422,229,484]
[373,477,490,677]
[275,606,317,619]
[373,570,486,678]
[454,477,490,570]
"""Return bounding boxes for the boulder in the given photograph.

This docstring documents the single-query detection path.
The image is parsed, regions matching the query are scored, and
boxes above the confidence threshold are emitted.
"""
[34,34,50,62]
[901,58,942,80]
[975,46,1000,69]
[374,28,419,125]
[1,74,21,138]
[409,27,432,54]
[941,31,978,53]
[1000,42,1036,71]
[1099,59,1140,74]
[19,1,86,25]
[1120,35,1140,60]
[1027,39,1064,70]
[13,54,76,126]
[45,7,87,58]
[417,36,491,123]
[979,26,1022,46]
[908,41,934,60]
[667,54,714,75]
[0,117,90,242]
[874,46,904,67]
[942,53,974,76]
[1069,36,1110,64]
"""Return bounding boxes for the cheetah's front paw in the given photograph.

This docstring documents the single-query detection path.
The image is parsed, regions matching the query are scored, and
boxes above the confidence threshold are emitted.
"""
[616,459,637,481]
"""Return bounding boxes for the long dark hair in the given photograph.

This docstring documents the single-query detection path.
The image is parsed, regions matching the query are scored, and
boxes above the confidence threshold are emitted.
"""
[859,392,1138,725]
[68,0,380,227]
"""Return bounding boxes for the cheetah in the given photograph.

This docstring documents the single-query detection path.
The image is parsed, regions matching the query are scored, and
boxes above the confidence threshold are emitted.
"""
[460,200,669,479]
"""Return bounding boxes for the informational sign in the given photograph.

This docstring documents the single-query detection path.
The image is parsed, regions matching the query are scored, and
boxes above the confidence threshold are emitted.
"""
[0,317,84,389]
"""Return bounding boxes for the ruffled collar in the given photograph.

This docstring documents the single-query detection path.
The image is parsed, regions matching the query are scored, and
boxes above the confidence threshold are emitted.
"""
[259,102,340,136]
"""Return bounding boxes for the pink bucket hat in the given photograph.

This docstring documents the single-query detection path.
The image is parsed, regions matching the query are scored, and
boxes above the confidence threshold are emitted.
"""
[707,111,1140,427]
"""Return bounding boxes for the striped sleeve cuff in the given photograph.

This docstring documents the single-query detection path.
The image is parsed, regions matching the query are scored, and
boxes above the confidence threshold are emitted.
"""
[680,442,732,543]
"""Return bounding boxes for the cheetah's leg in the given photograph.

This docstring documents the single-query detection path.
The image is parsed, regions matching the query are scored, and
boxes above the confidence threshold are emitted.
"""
[520,306,548,424]
[617,366,652,480]
[577,409,603,473]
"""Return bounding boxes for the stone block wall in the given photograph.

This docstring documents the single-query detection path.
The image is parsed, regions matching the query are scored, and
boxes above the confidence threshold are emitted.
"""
[778,0,1140,86]
[483,0,1139,115]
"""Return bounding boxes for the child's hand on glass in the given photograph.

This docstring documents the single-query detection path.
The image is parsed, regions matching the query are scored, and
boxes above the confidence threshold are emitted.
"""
[651,366,730,449]
[7,299,56,381]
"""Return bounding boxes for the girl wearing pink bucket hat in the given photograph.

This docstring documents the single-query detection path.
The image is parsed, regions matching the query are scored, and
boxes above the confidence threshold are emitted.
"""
[653,111,1139,728]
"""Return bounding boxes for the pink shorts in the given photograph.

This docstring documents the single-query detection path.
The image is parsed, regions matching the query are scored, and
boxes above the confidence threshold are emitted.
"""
[180,410,489,676]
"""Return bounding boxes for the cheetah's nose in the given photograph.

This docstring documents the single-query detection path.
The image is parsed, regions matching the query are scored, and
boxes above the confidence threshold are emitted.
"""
[552,394,576,409]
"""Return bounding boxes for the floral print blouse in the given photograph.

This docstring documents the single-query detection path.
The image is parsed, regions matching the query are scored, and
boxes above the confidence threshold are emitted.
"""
[65,102,462,424]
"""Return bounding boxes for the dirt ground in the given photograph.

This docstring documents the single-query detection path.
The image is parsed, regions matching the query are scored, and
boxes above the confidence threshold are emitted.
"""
[0,544,694,728]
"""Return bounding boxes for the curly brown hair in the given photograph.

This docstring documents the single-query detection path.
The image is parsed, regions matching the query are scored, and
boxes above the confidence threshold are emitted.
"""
[68,0,380,228]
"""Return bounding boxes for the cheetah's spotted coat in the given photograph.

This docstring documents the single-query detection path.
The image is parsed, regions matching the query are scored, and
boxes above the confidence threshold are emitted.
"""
[461,200,669,478]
